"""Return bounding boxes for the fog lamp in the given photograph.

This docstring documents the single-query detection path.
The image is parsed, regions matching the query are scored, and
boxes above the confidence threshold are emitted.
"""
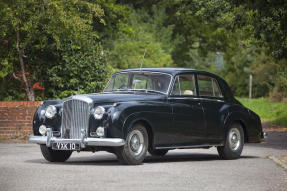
[39,125,47,136]
[96,127,105,137]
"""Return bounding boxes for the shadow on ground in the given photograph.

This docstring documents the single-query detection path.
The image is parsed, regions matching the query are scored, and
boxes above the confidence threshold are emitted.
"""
[248,132,287,150]
[25,153,258,166]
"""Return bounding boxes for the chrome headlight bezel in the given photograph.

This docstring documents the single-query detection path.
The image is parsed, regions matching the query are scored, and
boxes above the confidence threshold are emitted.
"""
[93,106,105,120]
[45,105,57,119]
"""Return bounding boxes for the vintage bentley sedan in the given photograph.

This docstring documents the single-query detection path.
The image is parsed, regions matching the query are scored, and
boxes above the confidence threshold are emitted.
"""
[28,68,264,165]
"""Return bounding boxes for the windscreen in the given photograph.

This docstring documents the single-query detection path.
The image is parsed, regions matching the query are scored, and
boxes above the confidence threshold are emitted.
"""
[104,72,172,94]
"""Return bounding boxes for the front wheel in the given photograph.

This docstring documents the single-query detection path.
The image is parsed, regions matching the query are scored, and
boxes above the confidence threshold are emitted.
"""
[40,145,72,162]
[116,123,148,165]
[217,123,244,160]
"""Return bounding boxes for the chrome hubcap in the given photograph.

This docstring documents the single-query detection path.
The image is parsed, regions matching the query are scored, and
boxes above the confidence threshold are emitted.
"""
[228,128,241,151]
[130,135,140,151]
[128,130,144,156]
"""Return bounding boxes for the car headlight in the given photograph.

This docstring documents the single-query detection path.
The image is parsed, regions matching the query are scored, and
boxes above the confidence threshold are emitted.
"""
[93,106,105,119]
[45,105,57,119]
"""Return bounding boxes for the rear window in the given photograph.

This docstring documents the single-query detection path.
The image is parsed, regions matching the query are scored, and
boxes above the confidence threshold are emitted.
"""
[197,75,222,97]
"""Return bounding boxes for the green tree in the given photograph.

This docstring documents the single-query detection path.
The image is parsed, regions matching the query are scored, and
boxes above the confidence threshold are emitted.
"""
[0,0,104,100]
[250,52,287,100]
[46,42,108,99]
[108,8,175,70]
[160,0,287,97]
[1,0,286,100]
[93,0,131,47]
[241,0,287,60]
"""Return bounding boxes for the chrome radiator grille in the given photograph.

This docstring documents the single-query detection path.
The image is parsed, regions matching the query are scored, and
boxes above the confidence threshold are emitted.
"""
[61,99,90,139]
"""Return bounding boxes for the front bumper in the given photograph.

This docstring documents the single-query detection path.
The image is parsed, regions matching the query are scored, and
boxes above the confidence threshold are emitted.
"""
[28,128,125,148]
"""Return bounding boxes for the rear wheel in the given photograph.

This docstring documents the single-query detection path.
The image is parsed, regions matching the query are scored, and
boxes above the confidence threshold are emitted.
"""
[217,123,244,160]
[116,123,148,165]
[40,145,72,162]
[149,149,168,156]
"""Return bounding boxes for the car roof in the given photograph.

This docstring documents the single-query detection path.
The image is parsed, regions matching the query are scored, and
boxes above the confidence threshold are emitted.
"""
[118,67,218,77]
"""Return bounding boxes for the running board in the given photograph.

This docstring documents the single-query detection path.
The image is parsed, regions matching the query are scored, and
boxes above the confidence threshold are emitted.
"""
[155,143,224,150]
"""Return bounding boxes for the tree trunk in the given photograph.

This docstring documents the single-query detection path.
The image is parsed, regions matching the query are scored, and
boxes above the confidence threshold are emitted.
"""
[249,74,252,99]
[0,77,6,100]
[16,31,35,101]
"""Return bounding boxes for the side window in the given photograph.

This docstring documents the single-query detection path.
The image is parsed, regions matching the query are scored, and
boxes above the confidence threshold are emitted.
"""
[132,74,152,89]
[197,75,222,97]
[171,74,196,96]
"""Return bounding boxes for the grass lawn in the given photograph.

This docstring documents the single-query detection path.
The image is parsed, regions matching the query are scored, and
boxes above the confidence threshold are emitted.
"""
[237,97,287,127]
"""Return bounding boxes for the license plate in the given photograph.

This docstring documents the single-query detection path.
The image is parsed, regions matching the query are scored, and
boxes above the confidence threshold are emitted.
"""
[52,142,80,150]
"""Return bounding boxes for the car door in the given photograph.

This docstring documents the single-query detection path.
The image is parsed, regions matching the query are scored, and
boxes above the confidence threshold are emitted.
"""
[197,74,225,143]
[168,73,206,146]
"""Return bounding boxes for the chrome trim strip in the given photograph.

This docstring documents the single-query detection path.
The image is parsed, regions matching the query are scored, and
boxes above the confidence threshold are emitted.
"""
[201,98,224,102]
[168,97,224,102]
[177,76,181,95]
[28,135,126,147]
[155,144,224,150]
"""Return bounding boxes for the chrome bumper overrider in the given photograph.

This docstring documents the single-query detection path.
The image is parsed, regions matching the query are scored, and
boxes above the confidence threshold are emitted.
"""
[261,131,268,141]
[28,128,125,148]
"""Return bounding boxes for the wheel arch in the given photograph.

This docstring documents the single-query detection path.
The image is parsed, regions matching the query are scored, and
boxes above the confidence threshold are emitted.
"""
[224,113,249,143]
[123,115,154,150]
[232,120,249,143]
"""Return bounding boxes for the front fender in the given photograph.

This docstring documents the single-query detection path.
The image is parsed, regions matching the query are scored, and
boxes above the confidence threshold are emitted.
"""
[107,100,171,144]
[32,100,63,136]
[122,112,154,138]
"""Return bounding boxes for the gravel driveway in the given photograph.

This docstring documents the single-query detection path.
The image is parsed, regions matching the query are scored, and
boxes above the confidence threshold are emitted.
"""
[0,132,287,191]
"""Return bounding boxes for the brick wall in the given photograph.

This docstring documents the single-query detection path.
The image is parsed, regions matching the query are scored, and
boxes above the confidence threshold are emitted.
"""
[0,101,41,142]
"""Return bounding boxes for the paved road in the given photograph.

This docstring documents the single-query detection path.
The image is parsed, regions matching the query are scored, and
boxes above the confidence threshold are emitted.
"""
[1,132,287,191]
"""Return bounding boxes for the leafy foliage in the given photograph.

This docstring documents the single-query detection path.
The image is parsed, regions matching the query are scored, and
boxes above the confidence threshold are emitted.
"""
[0,59,13,78]
[0,0,286,100]
[108,8,175,70]
[0,0,109,100]
[46,43,108,99]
